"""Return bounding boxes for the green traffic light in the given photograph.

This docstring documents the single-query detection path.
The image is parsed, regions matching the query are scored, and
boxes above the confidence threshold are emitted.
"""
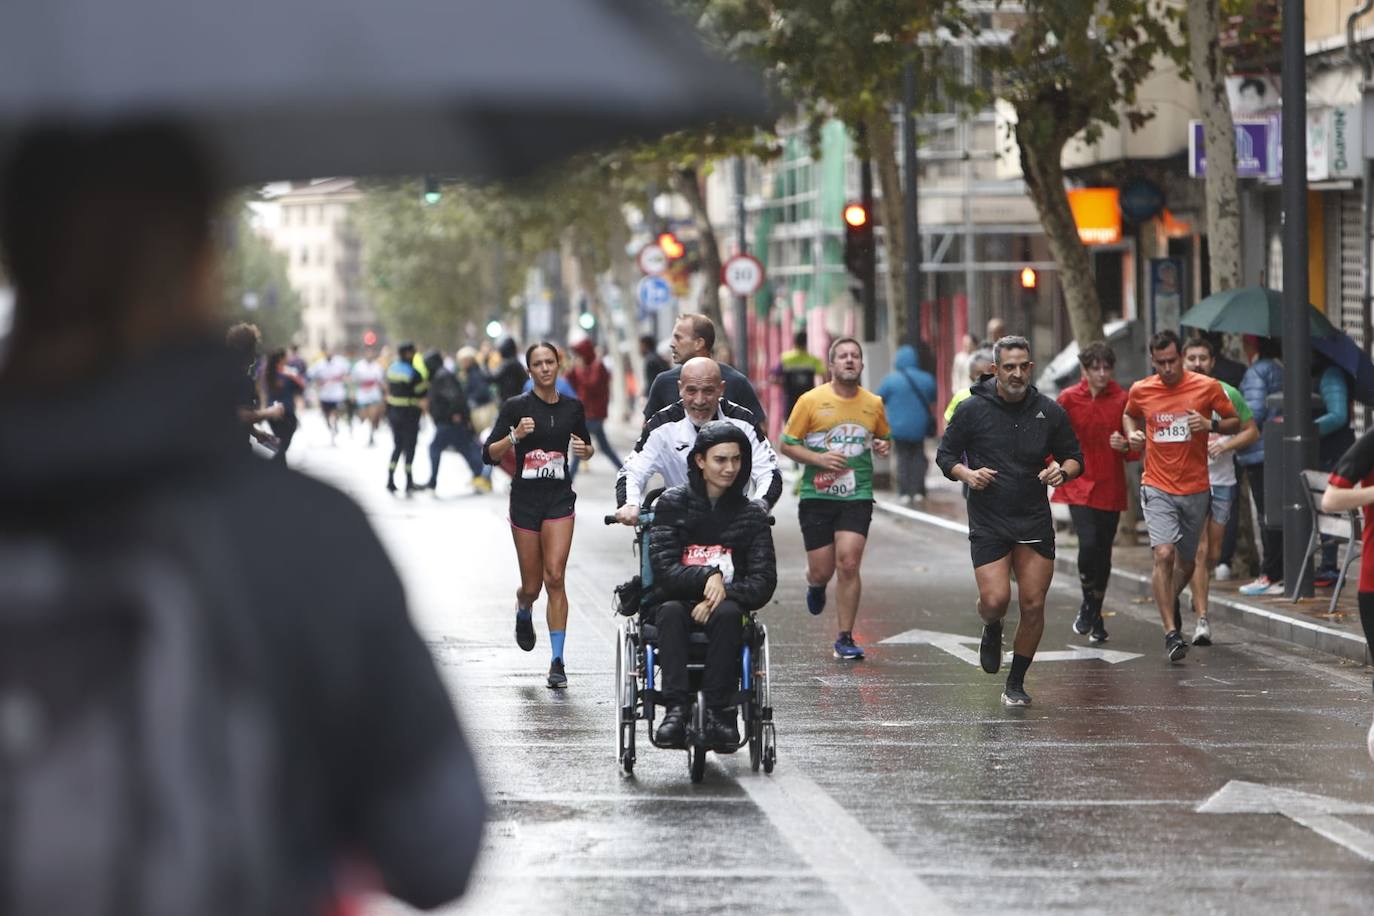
[423,190,442,205]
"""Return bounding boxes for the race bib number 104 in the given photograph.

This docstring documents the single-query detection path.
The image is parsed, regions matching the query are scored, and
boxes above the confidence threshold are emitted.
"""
[521,449,566,480]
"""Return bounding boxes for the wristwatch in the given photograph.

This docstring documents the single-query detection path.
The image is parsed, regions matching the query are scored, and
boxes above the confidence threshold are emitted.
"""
[1210,418,1220,433]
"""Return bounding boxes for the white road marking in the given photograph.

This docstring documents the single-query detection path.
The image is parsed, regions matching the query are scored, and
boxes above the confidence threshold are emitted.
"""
[881,627,1142,664]
[1198,780,1374,862]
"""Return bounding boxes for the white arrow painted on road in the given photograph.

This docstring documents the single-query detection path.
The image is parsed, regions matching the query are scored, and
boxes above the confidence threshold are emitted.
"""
[1197,780,1374,862]
[879,627,1142,665]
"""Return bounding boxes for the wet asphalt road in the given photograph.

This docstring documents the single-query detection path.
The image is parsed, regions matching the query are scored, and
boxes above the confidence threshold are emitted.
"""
[283,416,1374,915]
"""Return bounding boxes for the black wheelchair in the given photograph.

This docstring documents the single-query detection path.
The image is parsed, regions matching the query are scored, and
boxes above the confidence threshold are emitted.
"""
[604,489,776,783]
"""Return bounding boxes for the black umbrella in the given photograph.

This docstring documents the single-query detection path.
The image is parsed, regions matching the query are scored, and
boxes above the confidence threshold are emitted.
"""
[0,0,770,184]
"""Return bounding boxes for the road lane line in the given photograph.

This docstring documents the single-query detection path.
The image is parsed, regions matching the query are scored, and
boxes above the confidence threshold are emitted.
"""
[731,766,953,916]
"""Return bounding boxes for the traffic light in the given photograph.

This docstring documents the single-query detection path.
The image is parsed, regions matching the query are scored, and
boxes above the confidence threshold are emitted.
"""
[657,231,685,260]
[1020,266,1038,290]
[422,175,441,206]
[363,329,378,347]
[842,201,874,280]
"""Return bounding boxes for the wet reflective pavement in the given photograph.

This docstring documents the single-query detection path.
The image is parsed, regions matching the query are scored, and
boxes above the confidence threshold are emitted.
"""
[285,416,1374,914]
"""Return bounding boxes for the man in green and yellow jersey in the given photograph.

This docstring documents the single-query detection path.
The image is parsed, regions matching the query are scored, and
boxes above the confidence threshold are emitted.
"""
[771,328,826,424]
[780,337,892,660]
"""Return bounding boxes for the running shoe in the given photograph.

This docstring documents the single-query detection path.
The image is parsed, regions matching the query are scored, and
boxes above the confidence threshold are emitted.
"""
[386,478,397,493]
[546,657,567,689]
[1001,682,1032,707]
[1193,616,1213,647]
[1089,615,1109,644]
[980,620,1003,674]
[806,584,827,616]
[1239,576,1285,597]
[1214,563,1233,582]
[1072,602,1092,636]
[472,476,493,494]
[833,633,865,660]
[1313,568,1338,588]
[1165,629,1189,662]
[515,609,536,652]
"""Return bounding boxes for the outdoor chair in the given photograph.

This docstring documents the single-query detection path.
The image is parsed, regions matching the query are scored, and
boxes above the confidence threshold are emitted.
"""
[1293,469,1362,614]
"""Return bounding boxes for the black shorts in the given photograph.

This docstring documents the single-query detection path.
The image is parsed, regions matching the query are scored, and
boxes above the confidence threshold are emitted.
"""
[509,486,576,532]
[797,498,873,552]
[969,530,1055,568]
[320,399,341,415]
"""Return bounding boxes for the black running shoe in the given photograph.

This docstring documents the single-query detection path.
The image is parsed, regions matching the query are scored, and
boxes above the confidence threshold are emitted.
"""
[980,621,1003,674]
[1072,602,1092,636]
[386,478,398,493]
[515,610,536,652]
[1165,629,1189,662]
[655,706,686,747]
[546,657,567,688]
[1089,615,1109,643]
[1001,682,1032,707]
[705,707,740,752]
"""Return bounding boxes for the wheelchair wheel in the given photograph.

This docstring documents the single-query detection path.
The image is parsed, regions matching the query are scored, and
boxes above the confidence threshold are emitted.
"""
[615,625,636,774]
[688,695,707,783]
[762,722,776,774]
[748,713,762,772]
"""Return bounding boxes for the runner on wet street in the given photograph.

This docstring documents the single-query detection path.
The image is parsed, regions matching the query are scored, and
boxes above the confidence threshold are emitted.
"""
[483,342,593,688]
[1053,341,1137,645]
[936,335,1082,707]
[385,342,428,493]
[779,337,891,661]
[1123,330,1239,662]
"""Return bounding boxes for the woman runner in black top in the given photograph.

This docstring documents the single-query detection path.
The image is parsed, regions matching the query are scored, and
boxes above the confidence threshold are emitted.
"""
[483,342,592,688]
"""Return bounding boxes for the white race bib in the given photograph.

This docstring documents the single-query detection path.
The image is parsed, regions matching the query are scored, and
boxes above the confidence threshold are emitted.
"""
[813,467,857,497]
[682,544,735,584]
[1152,412,1191,443]
[521,449,566,480]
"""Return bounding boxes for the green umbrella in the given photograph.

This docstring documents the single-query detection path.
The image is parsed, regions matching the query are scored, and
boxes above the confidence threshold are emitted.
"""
[1180,286,1339,339]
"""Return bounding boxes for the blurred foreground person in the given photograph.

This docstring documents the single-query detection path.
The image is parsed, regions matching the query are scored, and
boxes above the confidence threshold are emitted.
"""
[0,123,484,915]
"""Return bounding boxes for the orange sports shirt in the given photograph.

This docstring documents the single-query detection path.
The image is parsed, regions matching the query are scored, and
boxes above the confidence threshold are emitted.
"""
[1124,370,1237,496]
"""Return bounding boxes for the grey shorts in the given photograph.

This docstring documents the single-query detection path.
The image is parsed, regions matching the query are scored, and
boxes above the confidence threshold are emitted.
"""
[1141,485,1210,558]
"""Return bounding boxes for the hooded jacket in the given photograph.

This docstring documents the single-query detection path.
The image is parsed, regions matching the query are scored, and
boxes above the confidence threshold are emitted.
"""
[566,338,611,420]
[425,353,469,426]
[876,344,938,441]
[936,376,1082,542]
[648,422,778,612]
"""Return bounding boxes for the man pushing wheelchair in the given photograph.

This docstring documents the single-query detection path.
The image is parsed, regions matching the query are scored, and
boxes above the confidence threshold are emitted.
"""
[647,421,777,751]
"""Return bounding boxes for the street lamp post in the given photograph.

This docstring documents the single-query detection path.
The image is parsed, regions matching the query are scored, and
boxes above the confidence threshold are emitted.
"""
[734,156,750,377]
[1281,0,1314,597]
[903,59,921,347]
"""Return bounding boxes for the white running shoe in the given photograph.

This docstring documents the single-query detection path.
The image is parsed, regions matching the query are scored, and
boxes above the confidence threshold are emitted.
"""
[1214,563,1233,582]
[1367,716,1374,764]
[1192,616,1212,646]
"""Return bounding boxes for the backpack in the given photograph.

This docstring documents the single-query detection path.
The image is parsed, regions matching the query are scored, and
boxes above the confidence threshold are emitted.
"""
[0,489,283,915]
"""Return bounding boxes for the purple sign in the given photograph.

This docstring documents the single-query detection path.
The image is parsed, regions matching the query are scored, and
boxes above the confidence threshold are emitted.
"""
[1189,118,1278,179]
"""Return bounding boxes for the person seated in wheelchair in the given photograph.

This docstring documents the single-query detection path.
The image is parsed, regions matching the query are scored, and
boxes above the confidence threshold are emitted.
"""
[648,420,777,750]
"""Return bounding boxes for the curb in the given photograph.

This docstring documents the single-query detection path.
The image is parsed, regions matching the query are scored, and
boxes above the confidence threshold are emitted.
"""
[874,498,1371,666]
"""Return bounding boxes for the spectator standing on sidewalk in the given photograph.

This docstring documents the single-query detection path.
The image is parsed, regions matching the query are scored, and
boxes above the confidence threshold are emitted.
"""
[0,122,484,913]
[1237,335,1285,597]
[876,342,938,505]
[1053,341,1138,644]
[567,338,623,475]
[1182,337,1258,645]
[1312,352,1356,586]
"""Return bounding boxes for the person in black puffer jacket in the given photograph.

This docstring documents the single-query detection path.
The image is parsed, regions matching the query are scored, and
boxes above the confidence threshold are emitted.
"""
[648,420,777,751]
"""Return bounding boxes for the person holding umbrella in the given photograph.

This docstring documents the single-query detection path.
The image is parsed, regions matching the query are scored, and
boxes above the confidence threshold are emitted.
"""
[1237,336,1286,597]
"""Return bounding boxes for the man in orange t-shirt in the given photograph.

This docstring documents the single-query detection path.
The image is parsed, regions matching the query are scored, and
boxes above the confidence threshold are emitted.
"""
[1124,330,1239,662]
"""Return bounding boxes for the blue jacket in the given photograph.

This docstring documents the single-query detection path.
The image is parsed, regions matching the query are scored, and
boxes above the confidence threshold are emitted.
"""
[522,376,577,399]
[1238,358,1283,466]
[876,345,938,442]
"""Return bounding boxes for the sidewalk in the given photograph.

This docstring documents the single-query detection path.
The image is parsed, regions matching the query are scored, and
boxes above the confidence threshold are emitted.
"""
[874,476,1372,666]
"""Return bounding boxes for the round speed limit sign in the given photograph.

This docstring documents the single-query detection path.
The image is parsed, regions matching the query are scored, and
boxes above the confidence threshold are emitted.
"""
[721,253,765,297]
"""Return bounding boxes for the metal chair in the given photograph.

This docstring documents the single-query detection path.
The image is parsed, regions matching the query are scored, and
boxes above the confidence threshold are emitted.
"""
[1293,469,1362,614]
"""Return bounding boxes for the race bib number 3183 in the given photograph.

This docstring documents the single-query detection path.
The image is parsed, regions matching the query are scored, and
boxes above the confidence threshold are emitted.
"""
[1152,413,1191,443]
[521,449,566,480]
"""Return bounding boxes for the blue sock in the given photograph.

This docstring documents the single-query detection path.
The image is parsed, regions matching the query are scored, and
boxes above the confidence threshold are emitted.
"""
[516,606,532,620]
[550,630,566,663]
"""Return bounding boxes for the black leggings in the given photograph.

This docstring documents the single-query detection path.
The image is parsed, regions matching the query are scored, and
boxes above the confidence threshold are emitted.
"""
[652,599,745,709]
[388,408,421,478]
[1360,593,1374,692]
[268,416,297,465]
[1069,505,1119,609]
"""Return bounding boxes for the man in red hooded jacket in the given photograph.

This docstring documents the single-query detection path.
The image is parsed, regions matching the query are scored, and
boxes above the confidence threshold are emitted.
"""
[1053,341,1139,643]
[567,338,623,475]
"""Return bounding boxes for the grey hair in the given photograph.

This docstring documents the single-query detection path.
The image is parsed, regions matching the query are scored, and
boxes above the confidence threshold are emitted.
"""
[969,347,995,380]
[993,335,1031,364]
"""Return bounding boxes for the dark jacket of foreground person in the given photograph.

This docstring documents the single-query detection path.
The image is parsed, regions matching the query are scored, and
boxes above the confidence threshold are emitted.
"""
[0,340,486,914]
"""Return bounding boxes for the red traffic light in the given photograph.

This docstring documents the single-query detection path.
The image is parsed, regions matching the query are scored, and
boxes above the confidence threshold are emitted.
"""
[363,329,378,346]
[657,232,685,260]
[1020,267,1038,290]
[843,203,869,229]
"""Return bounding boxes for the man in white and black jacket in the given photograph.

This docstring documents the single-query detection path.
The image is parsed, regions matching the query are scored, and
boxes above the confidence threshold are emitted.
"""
[648,421,778,750]
[614,357,782,524]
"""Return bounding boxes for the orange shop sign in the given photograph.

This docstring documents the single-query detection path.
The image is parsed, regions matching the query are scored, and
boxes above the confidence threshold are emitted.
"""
[1067,188,1122,245]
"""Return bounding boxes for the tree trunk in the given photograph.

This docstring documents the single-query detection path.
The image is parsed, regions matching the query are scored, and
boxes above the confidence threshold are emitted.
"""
[869,112,908,343]
[605,209,646,412]
[672,165,726,332]
[1187,0,1242,292]
[1015,116,1105,346]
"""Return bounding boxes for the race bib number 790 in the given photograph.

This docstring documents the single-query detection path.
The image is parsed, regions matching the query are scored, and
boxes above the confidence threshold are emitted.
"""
[813,467,857,497]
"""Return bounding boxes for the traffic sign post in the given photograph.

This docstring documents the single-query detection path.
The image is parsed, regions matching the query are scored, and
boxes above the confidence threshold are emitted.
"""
[636,243,669,277]
[722,253,765,298]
